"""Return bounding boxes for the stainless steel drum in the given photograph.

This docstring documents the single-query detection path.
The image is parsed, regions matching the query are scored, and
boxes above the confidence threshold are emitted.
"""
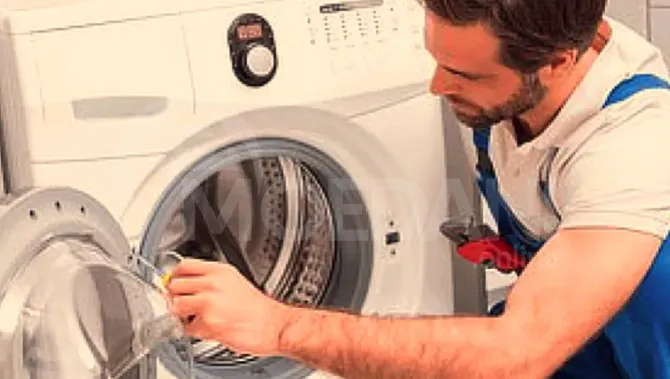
[153,157,337,367]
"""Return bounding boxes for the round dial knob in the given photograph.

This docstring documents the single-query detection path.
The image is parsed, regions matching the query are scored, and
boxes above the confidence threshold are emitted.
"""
[243,44,275,78]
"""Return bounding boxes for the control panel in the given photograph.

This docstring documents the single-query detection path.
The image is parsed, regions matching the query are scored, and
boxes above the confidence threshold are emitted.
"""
[227,13,278,87]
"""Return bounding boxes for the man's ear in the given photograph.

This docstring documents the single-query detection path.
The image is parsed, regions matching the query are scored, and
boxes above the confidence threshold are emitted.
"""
[537,49,578,83]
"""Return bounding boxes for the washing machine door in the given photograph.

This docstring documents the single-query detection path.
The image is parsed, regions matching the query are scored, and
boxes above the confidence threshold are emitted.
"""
[0,187,172,379]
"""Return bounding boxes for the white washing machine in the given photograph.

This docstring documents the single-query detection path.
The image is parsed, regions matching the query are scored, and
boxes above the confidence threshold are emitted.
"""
[0,0,476,378]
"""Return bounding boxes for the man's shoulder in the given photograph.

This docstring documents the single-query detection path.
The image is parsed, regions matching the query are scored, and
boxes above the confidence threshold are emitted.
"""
[607,17,665,61]
[560,90,670,162]
[600,17,669,93]
[558,69,670,158]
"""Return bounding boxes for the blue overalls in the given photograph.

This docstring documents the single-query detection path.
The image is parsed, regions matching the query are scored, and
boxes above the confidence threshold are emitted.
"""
[474,74,670,378]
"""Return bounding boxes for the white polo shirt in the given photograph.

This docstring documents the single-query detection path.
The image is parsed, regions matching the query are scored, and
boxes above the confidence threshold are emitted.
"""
[486,17,670,242]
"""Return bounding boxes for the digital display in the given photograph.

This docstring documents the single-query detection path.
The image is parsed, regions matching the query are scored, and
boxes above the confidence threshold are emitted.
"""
[237,24,263,40]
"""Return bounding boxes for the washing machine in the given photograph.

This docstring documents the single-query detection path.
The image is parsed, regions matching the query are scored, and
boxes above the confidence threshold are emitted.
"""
[0,0,473,378]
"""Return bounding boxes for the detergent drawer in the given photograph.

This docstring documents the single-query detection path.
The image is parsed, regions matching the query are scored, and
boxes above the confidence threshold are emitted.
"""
[27,14,194,161]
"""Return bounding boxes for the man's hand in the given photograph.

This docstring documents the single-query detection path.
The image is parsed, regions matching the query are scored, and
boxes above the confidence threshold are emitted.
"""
[166,258,292,357]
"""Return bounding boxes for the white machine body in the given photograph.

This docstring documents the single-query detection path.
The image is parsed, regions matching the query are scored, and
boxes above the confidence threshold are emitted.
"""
[0,1,463,378]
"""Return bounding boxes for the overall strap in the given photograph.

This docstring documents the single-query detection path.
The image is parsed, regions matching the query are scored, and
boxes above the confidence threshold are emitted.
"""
[473,73,670,267]
[473,129,543,263]
[604,73,670,107]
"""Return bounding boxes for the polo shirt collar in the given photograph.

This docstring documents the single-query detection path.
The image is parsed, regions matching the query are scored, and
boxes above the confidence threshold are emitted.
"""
[531,17,630,150]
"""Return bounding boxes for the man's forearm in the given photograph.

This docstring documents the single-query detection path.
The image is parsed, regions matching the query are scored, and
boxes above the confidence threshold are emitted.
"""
[276,307,543,379]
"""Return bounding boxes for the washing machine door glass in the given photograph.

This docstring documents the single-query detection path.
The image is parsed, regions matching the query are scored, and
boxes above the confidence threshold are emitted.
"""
[0,187,178,379]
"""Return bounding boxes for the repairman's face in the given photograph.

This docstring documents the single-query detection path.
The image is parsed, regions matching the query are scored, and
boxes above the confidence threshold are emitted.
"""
[424,11,547,129]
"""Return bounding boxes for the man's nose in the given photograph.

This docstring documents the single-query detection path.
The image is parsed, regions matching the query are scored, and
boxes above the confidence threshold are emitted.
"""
[429,66,460,96]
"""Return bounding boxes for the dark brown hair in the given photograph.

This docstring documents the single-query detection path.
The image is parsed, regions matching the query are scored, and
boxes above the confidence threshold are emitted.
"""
[422,0,608,73]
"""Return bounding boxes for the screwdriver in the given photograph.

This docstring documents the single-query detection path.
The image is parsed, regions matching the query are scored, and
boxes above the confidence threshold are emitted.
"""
[132,250,198,326]
[132,250,184,289]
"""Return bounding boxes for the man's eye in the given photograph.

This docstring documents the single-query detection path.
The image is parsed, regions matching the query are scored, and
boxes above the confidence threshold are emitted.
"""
[459,73,481,81]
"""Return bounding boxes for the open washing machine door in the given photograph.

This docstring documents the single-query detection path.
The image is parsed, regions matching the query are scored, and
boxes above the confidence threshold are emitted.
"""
[121,106,452,379]
[0,187,178,379]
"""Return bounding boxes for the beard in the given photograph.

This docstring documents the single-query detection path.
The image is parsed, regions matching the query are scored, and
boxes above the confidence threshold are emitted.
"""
[448,73,548,129]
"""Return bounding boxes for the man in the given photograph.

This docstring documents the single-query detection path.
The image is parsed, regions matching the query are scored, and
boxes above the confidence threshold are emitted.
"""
[166,1,670,377]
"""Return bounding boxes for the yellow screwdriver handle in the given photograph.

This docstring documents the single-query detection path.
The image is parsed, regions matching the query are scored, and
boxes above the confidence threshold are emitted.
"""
[161,272,173,288]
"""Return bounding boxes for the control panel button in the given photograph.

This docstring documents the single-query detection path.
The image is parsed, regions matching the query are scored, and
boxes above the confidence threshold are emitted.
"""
[244,44,275,77]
